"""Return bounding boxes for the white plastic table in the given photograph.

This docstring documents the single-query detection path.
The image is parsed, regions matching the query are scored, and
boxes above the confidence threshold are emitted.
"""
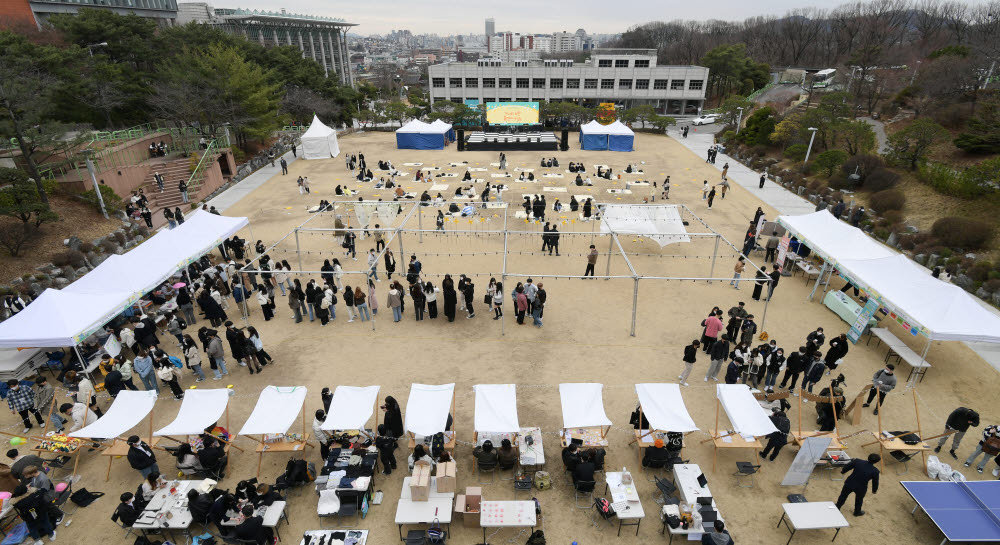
[395,476,454,541]
[869,328,931,381]
[222,501,287,540]
[133,480,206,541]
[666,464,726,544]
[518,427,545,467]
[778,502,849,545]
[605,471,645,536]
[300,529,368,545]
[480,501,537,544]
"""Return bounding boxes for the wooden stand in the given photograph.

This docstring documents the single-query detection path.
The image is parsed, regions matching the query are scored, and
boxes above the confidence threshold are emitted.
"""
[859,390,947,473]
[248,405,313,478]
[791,389,845,450]
[406,389,457,451]
[842,387,870,427]
[700,398,761,472]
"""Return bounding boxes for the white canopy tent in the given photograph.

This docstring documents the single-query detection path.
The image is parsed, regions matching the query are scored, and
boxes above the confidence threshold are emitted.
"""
[69,390,158,440]
[778,211,894,264]
[154,389,231,437]
[635,383,698,433]
[320,385,380,431]
[404,383,456,437]
[0,348,53,381]
[300,114,341,160]
[600,204,690,247]
[396,119,434,133]
[238,386,308,436]
[0,210,249,349]
[716,384,777,437]
[559,382,612,430]
[473,384,519,434]
[428,119,453,134]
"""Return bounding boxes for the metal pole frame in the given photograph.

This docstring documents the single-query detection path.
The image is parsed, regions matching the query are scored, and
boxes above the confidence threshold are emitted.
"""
[501,209,509,336]
[610,232,639,336]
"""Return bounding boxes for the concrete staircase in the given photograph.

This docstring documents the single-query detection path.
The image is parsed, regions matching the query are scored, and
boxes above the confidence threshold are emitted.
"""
[138,151,219,228]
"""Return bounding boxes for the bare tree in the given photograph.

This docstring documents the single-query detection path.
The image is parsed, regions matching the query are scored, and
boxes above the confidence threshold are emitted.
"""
[941,1,972,45]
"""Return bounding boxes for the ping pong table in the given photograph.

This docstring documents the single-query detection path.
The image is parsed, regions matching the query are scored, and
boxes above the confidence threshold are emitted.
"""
[902,480,1000,544]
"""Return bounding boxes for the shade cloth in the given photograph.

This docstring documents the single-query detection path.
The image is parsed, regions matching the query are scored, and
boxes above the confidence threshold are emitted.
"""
[635,383,698,433]
[404,383,455,436]
[238,386,307,436]
[559,383,612,429]
[69,390,158,439]
[0,210,249,348]
[473,384,519,433]
[600,204,690,247]
[153,389,231,437]
[300,114,341,159]
[716,384,777,437]
[320,385,380,431]
[777,211,893,265]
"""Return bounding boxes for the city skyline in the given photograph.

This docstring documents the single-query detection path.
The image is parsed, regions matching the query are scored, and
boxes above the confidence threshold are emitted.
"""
[227,0,851,35]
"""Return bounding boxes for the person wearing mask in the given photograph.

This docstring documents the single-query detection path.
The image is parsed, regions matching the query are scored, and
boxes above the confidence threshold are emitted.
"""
[174,443,205,475]
[313,409,332,461]
[462,277,476,319]
[780,346,808,393]
[234,504,273,544]
[863,364,896,415]
[186,489,214,525]
[381,397,404,438]
[156,359,184,399]
[701,520,734,545]
[408,444,435,471]
[801,353,826,395]
[409,282,425,321]
[342,284,355,322]
[562,444,581,473]
[725,356,743,384]
[32,377,56,424]
[514,285,528,325]
[198,436,226,478]
[375,424,399,475]
[6,379,44,432]
[763,348,785,393]
[705,334,730,382]
[572,450,596,485]
[702,310,724,353]
[678,340,700,386]
[113,492,141,529]
[965,424,1000,473]
[825,334,850,374]
[935,407,980,459]
[424,282,439,319]
[209,493,237,537]
[355,286,371,322]
[834,453,881,517]
[59,402,96,436]
[7,449,45,481]
[126,435,159,479]
[68,370,107,416]
[182,335,207,382]
[139,471,167,502]
[205,331,228,380]
[387,284,402,322]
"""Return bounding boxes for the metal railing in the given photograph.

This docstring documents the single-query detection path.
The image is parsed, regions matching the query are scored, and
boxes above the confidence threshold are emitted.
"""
[185,139,218,191]
[88,122,164,145]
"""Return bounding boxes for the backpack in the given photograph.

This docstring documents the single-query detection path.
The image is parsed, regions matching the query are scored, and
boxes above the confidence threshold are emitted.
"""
[525,530,546,545]
[70,488,105,507]
[594,497,615,520]
[533,471,551,490]
[305,461,317,482]
[431,433,445,459]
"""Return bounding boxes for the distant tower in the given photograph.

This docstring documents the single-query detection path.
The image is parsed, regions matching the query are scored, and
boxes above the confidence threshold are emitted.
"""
[485,17,495,39]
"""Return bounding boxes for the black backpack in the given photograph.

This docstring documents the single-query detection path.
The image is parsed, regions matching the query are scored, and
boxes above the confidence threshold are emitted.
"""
[70,488,105,507]
[431,433,445,459]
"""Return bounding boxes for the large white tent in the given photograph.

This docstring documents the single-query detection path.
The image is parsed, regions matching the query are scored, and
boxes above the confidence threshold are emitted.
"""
[559,383,612,429]
[300,114,341,159]
[474,384,519,434]
[0,210,248,348]
[778,210,894,264]
[69,390,158,439]
[635,383,698,433]
[600,204,690,247]
[404,383,455,436]
[320,385,380,431]
[154,389,231,437]
[238,386,308,436]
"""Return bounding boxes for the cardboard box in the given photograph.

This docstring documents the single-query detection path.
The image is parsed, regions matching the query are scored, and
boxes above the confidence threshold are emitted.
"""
[465,486,482,512]
[436,461,457,493]
[410,463,431,502]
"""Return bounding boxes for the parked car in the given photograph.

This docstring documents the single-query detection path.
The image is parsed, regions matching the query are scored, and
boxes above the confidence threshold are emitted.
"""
[691,114,719,126]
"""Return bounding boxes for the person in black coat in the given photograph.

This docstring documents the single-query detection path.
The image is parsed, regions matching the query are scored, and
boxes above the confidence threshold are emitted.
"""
[462,279,475,318]
[198,290,227,327]
[375,424,399,475]
[935,406,980,457]
[442,275,457,322]
[678,340,700,385]
[209,493,236,536]
[381,396,404,438]
[759,410,790,461]
[779,346,807,390]
[198,436,225,476]
[234,504,273,545]
[104,369,126,398]
[187,490,214,524]
[572,450,596,485]
[113,492,141,527]
[802,353,826,394]
[561,444,581,472]
[835,453,881,516]
[825,334,849,371]
[725,357,743,384]
[126,435,158,479]
[224,321,248,368]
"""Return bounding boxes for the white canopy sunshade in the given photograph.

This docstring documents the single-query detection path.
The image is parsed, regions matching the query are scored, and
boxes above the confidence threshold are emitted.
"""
[559,383,612,429]
[404,383,455,436]
[396,119,434,133]
[321,385,380,431]
[69,390,158,440]
[238,386,308,436]
[605,120,635,135]
[429,119,453,134]
[579,120,607,133]
[474,384,520,433]
[635,383,698,433]
[153,389,231,437]
[601,204,690,247]
[716,384,777,437]
[0,289,134,348]
[777,210,893,264]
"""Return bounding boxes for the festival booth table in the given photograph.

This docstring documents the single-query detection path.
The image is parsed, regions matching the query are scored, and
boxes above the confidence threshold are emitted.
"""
[300,530,369,545]
[558,383,612,448]
[778,210,1000,385]
[301,114,341,160]
[153,388,240,468]
[66,390,159,480]
[404,383,457,451]
[132,478,216,542]
[472,384,521,463]
[317,385,381,513]
[479,501,536,544]
[859,389,941,474]
[238,386,311,478]
[631,383,698,466]
[603,470,645,536]
[667,463,726,544]
[394,475,454,540]
[703,384,777,471]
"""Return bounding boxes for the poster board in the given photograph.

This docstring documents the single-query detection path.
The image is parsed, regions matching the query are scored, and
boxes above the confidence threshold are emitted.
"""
[781,436,831,486]
[776,233,792,273]
[847,298,880,344]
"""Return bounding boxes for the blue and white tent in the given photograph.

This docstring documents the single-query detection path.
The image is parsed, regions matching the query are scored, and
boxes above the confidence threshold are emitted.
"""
[396,119,447,150]
[579,120,608,151]
[606,121,635,152]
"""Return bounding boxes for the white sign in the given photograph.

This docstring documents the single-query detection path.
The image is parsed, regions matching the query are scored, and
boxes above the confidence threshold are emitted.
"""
[103,335,121,358]
[781,436,831,486]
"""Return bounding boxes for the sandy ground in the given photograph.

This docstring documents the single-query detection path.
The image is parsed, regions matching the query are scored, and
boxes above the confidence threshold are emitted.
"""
[16,131,1000,545]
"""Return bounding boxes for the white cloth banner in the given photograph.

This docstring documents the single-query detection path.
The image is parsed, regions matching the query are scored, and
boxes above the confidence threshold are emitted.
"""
[404,383,455,436]
[321,386,380,431]
[716,384,777,437]
[559,383,612,429]
[154,389,231,437]
[238,386,308,436]
[69,390,158,439]
[635,383,698,433]
[600,204,690,247]
[474,384,520,433]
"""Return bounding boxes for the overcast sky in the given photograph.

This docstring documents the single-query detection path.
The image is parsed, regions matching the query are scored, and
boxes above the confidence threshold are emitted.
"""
[235,0,852,36]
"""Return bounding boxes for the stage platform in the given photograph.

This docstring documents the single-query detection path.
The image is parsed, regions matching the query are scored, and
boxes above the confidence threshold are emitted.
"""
[465,131,559,152]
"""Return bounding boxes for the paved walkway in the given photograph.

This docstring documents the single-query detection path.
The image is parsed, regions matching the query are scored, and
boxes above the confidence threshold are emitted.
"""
[670,130,1000,373]
[207,150,299,212]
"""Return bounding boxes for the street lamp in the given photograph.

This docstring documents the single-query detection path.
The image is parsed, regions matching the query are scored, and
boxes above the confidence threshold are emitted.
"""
[803,127,819,164]
[735,107,744,134]
[82,149,109,220]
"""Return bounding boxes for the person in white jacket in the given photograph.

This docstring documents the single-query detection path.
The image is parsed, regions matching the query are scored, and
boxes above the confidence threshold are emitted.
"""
[313,409,332,460]
[60,402,97,433]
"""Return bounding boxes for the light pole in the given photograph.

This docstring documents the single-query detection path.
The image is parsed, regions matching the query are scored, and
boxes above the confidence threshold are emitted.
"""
[910,60,921,85]
[83,149,109,220]
[803,127,819,164]
[735,107,744,134]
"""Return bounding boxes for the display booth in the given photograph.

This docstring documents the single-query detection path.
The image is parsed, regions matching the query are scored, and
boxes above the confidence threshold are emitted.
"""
[68,390,159,480]
[300,114,341,160]
[320,385,380,434]
[396,120,448,150]
[404,383,457,451]
[473,383,520,446]
[579,120,608,150]
[154,388,241,466]
[703,384,777,471]
[606,121,635,152]
[238,385,310,477]
[559,383,612,447]
[631,383,698,466]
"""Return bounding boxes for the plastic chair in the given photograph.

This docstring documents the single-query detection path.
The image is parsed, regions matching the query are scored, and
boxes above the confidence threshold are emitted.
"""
[734,462,761,488]
[574,479,595,509]
[889,450,917,475]
[653,476,680,506]
[404,529,428,545]
[477,460,498,484]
